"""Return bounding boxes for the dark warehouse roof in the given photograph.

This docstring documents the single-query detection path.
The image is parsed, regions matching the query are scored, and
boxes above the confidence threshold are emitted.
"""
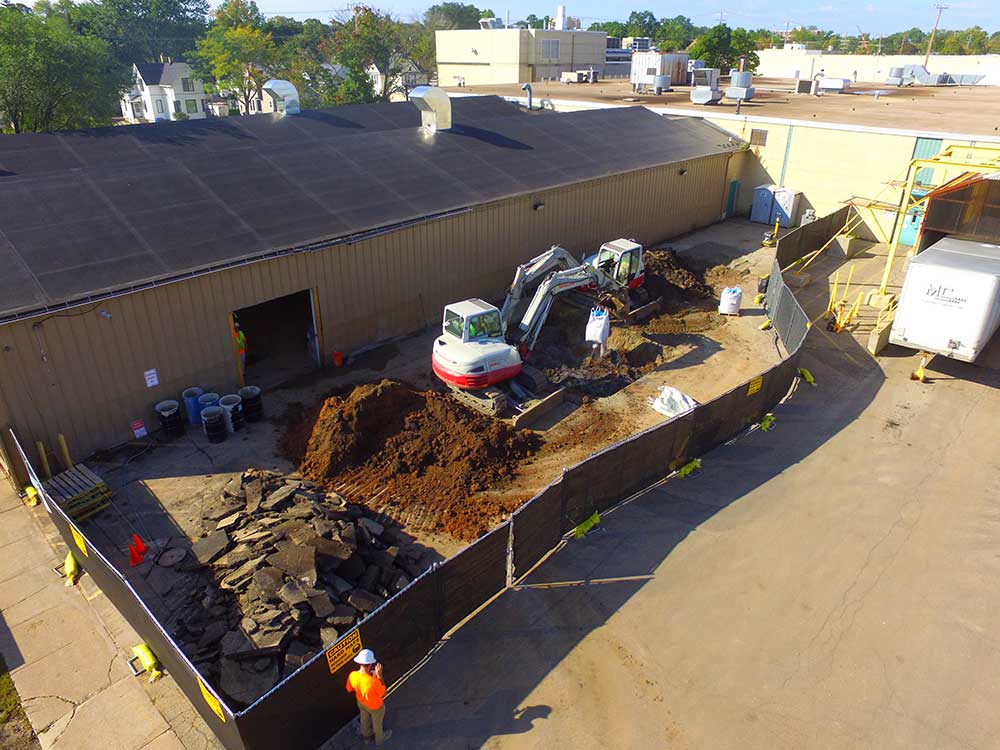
[0,96,734,321]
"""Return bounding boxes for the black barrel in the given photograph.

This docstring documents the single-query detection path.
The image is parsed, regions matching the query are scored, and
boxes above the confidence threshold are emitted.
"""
[239,385,263,423]
[155,400,185,438]
[201,406,227,444]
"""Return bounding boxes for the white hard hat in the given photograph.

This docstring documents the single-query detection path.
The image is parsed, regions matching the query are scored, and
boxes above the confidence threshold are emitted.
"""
[354,649,377,665]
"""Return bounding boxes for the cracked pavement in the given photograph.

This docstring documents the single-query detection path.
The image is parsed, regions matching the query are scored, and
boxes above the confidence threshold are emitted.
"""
[0,480,222,750]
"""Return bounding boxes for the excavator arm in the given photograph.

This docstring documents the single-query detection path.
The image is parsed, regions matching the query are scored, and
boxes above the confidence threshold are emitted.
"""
[500,245,581,331]
[515,265,607,351]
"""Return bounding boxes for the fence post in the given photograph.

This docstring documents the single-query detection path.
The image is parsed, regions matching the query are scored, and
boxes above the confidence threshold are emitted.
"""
[505,520,514,588]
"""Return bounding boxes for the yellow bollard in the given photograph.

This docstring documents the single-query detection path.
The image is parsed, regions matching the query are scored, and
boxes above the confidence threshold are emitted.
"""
[826,270,840,319]
[64,551,81,586]
[35,442,52,481]
[57,434,72,472]
[130,644,163,682]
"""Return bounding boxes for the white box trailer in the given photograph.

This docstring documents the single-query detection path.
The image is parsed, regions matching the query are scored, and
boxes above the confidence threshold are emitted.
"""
[889,237,1000,362]
[630,52,688,92]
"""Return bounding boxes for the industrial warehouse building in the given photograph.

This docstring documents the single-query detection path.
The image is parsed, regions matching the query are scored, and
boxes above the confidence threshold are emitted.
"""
[0,94,739,462]
[436,28,609,86]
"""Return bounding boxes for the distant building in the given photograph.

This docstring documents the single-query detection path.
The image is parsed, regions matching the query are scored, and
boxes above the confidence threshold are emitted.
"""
[623,36,652,52]
[120,62,210,123]
[368,58,430,102]
[436,28,608,86]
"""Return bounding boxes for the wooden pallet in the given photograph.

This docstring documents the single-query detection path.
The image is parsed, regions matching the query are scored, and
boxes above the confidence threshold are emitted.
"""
[43,464,112,521]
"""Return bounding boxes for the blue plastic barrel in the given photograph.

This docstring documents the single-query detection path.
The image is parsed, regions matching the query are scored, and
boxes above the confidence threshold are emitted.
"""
[182,387,205,426]
[197,392,220,423]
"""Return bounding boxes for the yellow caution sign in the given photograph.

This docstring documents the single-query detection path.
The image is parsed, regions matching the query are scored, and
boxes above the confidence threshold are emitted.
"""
[69,524,89,557]
[198,677,226,722]
[326,629,363,675]
[747,376,763,396]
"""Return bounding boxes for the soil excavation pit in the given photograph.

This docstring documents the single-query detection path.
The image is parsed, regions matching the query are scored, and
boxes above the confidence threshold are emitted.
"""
[282,380,540,540]
[530,248,747,398]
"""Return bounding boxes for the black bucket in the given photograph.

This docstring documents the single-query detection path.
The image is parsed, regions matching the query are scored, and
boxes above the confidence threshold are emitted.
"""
[155,400,185,438]
[239,385,263,423]
[201,406,227,444]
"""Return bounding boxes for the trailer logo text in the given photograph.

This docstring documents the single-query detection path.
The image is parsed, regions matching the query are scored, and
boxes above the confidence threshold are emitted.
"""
[925,284,967,306]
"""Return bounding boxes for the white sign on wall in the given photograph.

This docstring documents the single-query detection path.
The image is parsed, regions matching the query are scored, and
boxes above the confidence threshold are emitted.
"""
[144,368,159,388]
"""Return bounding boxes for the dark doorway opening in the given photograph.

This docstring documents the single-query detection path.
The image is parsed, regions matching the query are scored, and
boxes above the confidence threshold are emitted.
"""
[234,289,319,388]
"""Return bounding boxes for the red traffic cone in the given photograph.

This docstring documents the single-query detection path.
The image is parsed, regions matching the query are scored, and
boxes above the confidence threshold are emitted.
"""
[132,534,148,555]
[128,543,145,567]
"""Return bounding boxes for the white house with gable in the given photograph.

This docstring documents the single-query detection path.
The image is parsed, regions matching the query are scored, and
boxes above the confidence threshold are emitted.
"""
[120,62,210,123]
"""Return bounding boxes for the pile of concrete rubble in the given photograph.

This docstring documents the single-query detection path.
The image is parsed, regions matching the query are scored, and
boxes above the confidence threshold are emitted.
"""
[144,469,431,706]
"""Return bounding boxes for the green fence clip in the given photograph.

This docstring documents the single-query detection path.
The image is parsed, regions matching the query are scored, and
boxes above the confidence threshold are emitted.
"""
[574,511,600,538]
[760,414,775,432]
[676,458,702,478]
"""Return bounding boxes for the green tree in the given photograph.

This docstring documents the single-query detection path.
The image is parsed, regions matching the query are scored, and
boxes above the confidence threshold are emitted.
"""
[213,0,263,30]
[625,10,656,38]
[587,20,625,37]
[270,17,336,107]
[654,15,695,50]
[261,14,303,43]
[424,2,482,29]
[688,24,759,71]
[327,5,404,103]
[0,10,128,132]
[52,0,209,66]
[194,20,276,113]
[989,31,1000,54]
[729,28,760,71]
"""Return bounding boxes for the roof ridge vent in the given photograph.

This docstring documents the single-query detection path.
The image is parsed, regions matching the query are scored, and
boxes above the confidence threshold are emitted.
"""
[410,86,452,133]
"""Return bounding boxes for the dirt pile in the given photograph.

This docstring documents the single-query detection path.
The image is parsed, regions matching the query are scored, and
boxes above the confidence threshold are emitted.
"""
[284,380,540,540]
[643,249,715,308]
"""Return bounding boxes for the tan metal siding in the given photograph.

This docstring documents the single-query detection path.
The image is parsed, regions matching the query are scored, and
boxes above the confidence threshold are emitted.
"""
[0,153,730,459]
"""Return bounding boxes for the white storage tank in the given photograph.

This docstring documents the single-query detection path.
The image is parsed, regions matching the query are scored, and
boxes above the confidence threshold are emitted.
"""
[889,237,1000,362]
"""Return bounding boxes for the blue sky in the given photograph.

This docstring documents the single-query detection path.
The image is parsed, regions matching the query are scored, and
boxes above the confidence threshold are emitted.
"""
[254,1,998,35]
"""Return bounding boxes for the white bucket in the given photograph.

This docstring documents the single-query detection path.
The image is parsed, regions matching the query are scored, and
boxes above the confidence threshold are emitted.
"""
[219,394,242,434]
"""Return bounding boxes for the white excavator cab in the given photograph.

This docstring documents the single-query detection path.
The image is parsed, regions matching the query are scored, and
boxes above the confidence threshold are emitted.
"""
[589,239,645,290]
[442,299,504,343]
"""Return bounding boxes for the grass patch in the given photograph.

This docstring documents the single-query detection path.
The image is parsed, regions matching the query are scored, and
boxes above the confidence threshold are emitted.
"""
[0,651,39,750]
[0,652,20,724]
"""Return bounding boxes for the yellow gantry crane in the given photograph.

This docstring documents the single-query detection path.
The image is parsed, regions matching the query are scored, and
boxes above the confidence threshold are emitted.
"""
[876,143,1000,298]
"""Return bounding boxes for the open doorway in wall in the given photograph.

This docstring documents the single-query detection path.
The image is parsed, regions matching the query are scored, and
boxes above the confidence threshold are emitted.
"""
[233,289,321,388]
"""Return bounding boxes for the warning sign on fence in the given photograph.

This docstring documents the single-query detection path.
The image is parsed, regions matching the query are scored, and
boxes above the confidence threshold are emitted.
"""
[326,629,363,675]
[747,376,763,396]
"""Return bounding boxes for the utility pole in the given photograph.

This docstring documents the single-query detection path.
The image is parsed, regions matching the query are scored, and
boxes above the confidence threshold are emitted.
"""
[718,10,726,25]
[925,4,947,67]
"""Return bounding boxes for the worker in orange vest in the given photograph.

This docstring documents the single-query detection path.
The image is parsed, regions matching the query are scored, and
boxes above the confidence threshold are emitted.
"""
[346,649,391,746]
[233,321,247,376]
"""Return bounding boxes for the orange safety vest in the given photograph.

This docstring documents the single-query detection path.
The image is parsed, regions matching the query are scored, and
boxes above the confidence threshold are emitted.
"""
[346,669,386,710]
[234,329,246,356]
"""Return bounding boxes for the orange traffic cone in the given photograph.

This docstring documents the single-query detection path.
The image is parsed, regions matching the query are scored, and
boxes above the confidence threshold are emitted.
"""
[128,543,145,567]
[132,534,148,555]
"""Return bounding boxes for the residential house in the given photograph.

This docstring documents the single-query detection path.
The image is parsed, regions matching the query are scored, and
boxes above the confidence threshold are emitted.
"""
[120,62,210,123]
[368,58,430,102]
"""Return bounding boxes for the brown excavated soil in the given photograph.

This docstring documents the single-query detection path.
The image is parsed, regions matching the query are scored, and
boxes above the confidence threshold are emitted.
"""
[528,249,745,397]
[281,380,540,540]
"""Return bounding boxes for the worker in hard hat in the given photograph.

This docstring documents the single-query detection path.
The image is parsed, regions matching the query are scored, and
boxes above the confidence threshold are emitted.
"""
[346,649,391,746]
[233,321,247,376]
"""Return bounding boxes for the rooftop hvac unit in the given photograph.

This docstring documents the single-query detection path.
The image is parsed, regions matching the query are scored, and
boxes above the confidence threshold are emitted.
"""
[690,68,722,104]
[725,70,755,101]
[817,77,850,92]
